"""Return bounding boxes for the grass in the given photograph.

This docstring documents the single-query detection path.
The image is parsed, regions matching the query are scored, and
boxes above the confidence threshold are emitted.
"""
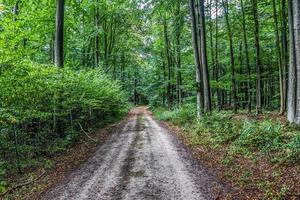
[154,104,300,199]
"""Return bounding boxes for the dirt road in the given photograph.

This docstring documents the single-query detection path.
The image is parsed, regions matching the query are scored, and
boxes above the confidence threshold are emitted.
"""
[41,108,228,200]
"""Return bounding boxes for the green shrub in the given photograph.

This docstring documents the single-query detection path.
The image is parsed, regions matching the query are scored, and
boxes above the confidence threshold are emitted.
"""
[284,132,300,163]
[155,104,300,164]
[0,61,129,172]
[154,103,196,125]
[0,161,5,193]
[235,120,283,152]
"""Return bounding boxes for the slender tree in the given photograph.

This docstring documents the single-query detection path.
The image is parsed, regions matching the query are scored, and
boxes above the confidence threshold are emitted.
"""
[251,0,262,114]
[94,0,100,67]
[197,0,212,112]
[272,0,285,115]
[189,0,204,117]
[54,0,65,68]
[175,0,183,105]
[240,0,252,113]
[222,0,237,113]
[281,0,288,113]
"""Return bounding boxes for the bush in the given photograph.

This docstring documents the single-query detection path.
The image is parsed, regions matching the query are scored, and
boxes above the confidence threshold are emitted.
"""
[154,103,196,125]
[285,132,300,163]
[0,61,129,172]
[234,120,283,152]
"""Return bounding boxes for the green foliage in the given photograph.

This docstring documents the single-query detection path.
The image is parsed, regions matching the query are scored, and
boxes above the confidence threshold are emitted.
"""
[0,62,128,172]
[234,121,283,152]
[155,104,300,164]
[155,103,196,125]
[284,132,300,163]
[0,161,6,193]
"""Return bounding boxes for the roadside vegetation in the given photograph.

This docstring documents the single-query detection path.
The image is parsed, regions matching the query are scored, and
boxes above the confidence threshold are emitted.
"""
[154,104,300,199]
[0,62,129,195]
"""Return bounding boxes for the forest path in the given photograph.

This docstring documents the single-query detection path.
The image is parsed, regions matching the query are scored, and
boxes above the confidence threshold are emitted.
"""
[41,107,227,200]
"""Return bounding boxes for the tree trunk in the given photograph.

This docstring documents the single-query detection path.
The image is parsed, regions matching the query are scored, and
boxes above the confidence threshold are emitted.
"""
[175,0,183,105]
[94,0,100,67]
[251,0,262,114]
[287,0,300,123]
[215,0,222,110]
[54,0,65,68]
[281,0,288,114]
[223,0,238,113]
[272,0,285,115]
[197,0,212,112]
[189,0,204,117]
[241,0,252,113]
[163,17,173,108]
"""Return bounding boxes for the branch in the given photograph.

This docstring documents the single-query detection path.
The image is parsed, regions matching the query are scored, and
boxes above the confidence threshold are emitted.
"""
[77,122,98,142]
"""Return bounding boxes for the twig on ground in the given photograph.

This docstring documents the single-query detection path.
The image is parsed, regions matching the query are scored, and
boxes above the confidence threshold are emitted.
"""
[77,122,98,142]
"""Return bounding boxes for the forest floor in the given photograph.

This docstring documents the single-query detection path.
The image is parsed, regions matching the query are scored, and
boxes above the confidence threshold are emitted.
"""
[35,107,234,200]
[3,107,299,199]
[155,109,300,199]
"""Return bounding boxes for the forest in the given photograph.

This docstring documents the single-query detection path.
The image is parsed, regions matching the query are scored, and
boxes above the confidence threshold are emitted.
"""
[0,0,300,199]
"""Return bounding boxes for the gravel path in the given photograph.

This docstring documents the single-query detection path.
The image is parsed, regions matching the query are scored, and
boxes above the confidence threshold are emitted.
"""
[41,108,228,200]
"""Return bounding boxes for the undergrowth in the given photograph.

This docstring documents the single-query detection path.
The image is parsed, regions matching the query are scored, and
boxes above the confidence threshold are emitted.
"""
[154,104,300,164]
[154,104,300,198]
[0,62,129,190]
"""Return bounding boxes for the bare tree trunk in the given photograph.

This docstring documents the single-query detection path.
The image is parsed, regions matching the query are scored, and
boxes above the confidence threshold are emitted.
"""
[163,17,173,108]
[281,0,288,113]
[198,0,212,112]
[54,0,65,68]
[223,0,237,113]
[241,0,252,113]
[189,0,204,117]
[175,0,183,105]
[94,0,100,67]
[215,0,222,110]
[272,0,285,115]
[287,0,297,122]
[251,0,262,114]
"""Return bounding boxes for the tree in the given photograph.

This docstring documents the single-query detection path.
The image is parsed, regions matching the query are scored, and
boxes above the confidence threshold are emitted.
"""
[272,0,284,115]
[54,0,65,68]
[287,0,300,124]
[222,0,237,113]
[251,0,262,114]
[240,0,252,113]
[94,0,100,67]
[197,0,212,112]
[189,0,204,117]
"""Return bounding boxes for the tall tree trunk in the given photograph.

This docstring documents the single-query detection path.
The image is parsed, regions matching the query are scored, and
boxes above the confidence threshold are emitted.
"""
[94,0,100,67]
[163,17,173,108]
[197,0,212,112]
[54,0,65,68]
[241,0,252,113]
[272,0,285,115]
[189,0,204,117]
[215,0,222,110]
[223,0,238,113]
[175,0,183,105]
[281,0,288,113]
[104,19,108,70]
[209,0,215,85]
[287,0,300,123]
[251,0,262,114]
